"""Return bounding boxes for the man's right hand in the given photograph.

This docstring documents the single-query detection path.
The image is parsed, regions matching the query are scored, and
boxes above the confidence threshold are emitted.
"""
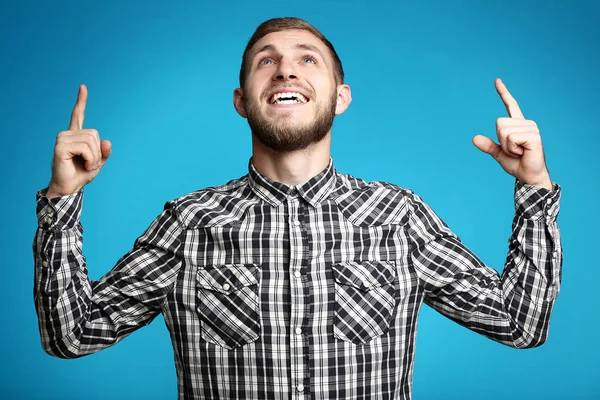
[46,85,112,199]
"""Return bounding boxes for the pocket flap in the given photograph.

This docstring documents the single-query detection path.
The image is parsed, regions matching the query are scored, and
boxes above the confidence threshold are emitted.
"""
[332,261,395,291]
[197,264,259,294]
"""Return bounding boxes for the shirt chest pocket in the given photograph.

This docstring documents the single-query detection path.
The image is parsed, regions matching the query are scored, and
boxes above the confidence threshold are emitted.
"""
[332,260,397,344]
[196,264,260,350]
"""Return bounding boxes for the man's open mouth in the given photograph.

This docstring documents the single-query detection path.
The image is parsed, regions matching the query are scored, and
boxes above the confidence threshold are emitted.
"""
[269,92,309,105]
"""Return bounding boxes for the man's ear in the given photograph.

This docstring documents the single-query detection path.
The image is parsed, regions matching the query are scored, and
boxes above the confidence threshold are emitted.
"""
[335,84,352,115]
[233,88,247,118]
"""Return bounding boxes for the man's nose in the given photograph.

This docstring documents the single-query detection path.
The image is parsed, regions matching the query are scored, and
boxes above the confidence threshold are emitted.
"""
[274,58,297,81]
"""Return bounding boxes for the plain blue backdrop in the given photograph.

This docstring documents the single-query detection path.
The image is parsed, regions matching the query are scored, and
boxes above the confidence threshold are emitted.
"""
[1,0,598,399]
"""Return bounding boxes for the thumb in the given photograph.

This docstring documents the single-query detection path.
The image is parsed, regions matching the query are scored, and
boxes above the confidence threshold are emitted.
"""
[100,140,112,163]
[472,134,504,161]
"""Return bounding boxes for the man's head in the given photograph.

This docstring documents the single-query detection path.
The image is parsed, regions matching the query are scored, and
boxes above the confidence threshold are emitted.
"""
[239,18,345,89]
[233,17,352,152]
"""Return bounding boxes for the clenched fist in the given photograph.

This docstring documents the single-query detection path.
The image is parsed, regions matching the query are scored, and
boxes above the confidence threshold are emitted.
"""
[46,85,112,198]
[472,78,552,190]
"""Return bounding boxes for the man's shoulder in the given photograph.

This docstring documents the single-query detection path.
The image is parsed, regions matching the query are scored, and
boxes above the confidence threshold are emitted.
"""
[333,171,416,226]
[334,171,414,195]
[175,175,250,201]
[167,175,256,228]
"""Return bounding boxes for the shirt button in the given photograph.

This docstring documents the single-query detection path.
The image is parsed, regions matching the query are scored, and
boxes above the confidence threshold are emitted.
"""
[552,251,558,259]
[363,281,371,289]
[222,283,231,292]
[296,384,305,392]
[293,219,301,226]
[546,210,552,216]
[546,198,552,204]
[45,216,53,225]
[294,271,301,278]
[295,327,302,335]
[42,260,48,267]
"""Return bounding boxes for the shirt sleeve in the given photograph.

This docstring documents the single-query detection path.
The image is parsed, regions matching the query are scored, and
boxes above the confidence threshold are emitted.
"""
[407,181,562,348]
[33,188,184,358]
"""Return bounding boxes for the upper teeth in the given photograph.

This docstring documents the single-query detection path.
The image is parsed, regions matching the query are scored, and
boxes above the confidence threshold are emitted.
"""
[270,92,308,104]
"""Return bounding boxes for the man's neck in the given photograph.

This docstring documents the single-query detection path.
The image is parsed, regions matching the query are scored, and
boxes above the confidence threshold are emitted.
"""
[251,134,331,185]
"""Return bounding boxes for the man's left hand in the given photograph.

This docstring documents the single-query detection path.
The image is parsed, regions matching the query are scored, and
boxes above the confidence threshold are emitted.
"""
[472,78,552,190]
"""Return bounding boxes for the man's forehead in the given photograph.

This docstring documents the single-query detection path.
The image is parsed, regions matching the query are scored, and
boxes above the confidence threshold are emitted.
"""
[249,29,328,58]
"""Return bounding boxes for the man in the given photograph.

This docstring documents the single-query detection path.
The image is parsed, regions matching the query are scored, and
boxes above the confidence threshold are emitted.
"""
[34,17,562,399]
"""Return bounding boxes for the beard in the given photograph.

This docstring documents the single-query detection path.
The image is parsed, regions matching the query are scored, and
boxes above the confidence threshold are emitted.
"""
[244,89,337,152]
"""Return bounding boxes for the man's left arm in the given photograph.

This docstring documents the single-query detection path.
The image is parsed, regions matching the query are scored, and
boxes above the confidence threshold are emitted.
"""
[410,78,562,347]
[409,181,561,348]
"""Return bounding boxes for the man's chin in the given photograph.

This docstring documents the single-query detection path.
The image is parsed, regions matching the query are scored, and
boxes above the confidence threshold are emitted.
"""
[265,109,305,120]
[264,116,310,131]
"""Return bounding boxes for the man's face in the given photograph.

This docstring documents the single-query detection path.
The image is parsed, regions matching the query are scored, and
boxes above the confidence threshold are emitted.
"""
[235,29,346,152]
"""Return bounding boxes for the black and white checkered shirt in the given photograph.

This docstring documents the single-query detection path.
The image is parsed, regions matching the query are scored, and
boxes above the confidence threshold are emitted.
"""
[34,160,562,399]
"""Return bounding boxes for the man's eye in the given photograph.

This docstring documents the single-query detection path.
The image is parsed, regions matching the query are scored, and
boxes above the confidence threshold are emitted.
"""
[259,58,274,65]
[303,56,316,64]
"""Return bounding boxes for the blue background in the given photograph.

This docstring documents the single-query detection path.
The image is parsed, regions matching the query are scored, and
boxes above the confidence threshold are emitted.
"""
[1,0,598,399]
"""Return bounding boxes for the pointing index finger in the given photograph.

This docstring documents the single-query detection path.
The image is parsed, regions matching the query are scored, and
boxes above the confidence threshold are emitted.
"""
[69,84,88,130]
[495,78,525,120]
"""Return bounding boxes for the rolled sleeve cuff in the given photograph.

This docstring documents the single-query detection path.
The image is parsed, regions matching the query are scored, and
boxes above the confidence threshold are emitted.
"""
[514,180,561,221]
[36,188,84,231]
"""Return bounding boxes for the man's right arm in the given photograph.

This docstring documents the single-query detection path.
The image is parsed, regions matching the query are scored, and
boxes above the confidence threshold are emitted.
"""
[33,188,184,358]
[33,84,184,358]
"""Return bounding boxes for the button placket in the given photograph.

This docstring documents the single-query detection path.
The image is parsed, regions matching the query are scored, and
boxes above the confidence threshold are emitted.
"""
[286,195,308,396]
[43,204,55,227]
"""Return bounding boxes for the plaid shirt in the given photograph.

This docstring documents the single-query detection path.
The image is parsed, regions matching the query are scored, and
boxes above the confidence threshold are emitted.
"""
[34,160,562,399]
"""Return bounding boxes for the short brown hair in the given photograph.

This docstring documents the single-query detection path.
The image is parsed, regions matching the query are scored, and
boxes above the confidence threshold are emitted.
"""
[239,17,344,88]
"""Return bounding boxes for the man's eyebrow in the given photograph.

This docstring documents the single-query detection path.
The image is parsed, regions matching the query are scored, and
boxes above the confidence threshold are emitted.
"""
[293,43,325,59]
[249,43,327,63]
[250,44,277,61]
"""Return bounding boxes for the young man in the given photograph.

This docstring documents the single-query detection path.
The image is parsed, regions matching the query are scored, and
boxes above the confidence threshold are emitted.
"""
[34,17,562,399]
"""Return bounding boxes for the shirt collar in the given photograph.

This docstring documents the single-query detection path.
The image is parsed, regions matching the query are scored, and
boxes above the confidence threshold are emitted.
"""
[248,158,337,207]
